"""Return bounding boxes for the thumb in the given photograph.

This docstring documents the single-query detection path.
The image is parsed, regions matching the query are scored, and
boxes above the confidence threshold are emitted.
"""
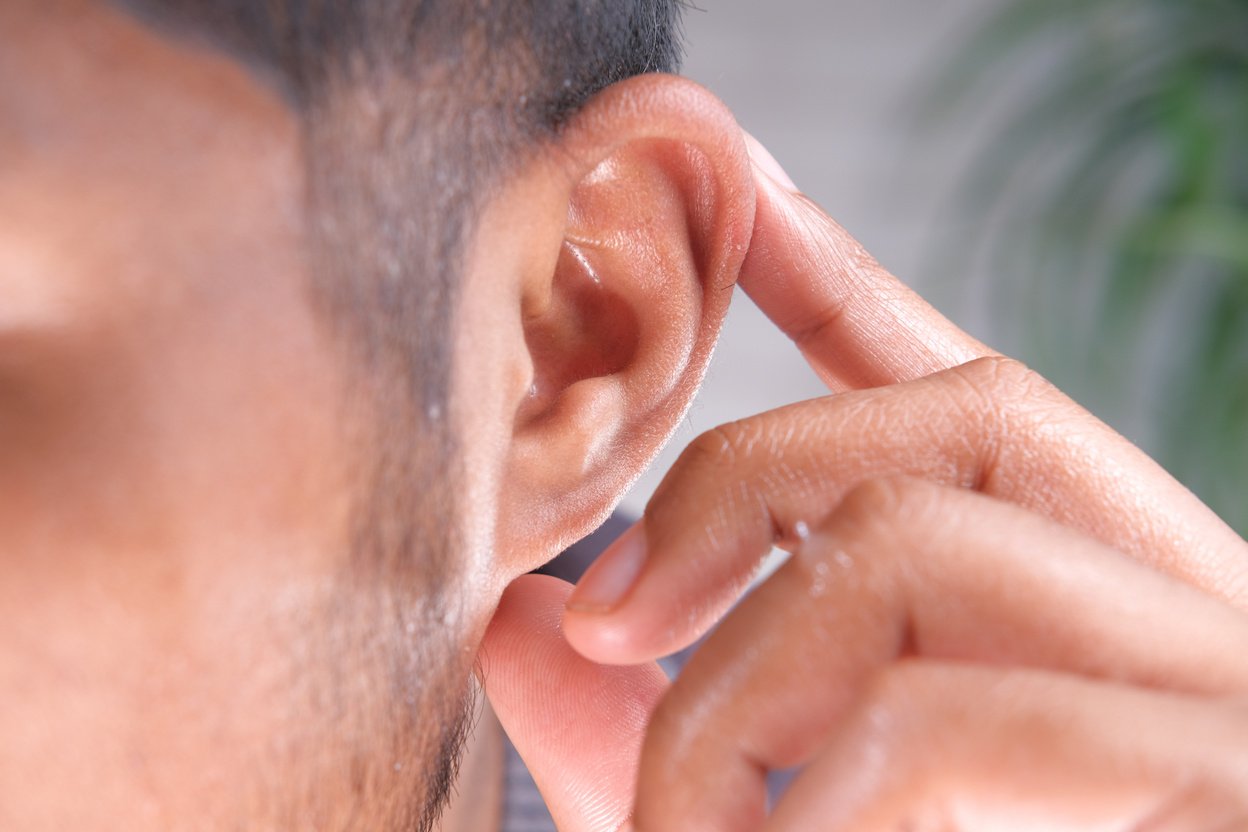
[479,574,669,832]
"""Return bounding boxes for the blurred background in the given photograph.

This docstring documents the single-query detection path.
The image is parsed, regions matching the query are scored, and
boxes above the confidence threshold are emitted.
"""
[622,0,1248,536]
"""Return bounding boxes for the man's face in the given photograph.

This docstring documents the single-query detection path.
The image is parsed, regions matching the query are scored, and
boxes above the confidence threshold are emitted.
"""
[1,0,747,825]
[0,3,465,826]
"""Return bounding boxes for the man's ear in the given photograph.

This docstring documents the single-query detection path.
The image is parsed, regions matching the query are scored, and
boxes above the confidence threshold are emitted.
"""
[457,75,755,580]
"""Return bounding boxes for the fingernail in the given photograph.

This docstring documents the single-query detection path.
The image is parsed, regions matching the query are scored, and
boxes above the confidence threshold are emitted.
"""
[743,131,797,191]
[566,524,647,613]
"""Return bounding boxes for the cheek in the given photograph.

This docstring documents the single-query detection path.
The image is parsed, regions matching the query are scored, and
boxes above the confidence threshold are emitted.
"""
[0,8,409,822]
[0,308,359,826]
[0,14,503,822]
[0,29,348,627]
[0,200,357,822]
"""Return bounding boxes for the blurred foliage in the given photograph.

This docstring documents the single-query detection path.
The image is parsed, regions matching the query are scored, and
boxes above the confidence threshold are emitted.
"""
[925,0,1248,534]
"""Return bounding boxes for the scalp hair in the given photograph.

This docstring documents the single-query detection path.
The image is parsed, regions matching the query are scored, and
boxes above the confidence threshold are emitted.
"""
[112,1,686,829]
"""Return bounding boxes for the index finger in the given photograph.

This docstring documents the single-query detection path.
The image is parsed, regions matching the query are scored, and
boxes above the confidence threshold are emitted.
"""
[740,134,994,390]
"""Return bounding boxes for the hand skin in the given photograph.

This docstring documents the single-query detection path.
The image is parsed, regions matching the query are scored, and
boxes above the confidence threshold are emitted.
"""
[480,137,1248,831]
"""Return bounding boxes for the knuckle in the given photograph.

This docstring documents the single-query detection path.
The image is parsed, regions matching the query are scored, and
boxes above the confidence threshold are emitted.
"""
[831,477,944,541]
[949,355,1062,421]
[809,477,952,586]
[835,665,956,827]
[646,414,800,573]
[956,354,1037,390]
[654,418,773,518]
[942,356,1071,489]
[676,420,758,477]
[648,425,745,517]
[837,477,908,523]
[789,301,849,353]
[638,684,702,777]
[856,661,932,746]
[633,694,719,832]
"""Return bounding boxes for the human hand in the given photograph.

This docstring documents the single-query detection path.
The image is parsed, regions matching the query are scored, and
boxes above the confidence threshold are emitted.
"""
[480,136,1248,830]
[485,508,1248,830]
[593,473,1248,828]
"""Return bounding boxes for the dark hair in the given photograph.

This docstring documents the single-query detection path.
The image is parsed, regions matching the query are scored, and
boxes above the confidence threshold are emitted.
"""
[113,1,685,829]
[121,1,687,121]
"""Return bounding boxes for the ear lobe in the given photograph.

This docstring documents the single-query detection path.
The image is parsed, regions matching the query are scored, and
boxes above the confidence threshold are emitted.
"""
[494,75,755,574]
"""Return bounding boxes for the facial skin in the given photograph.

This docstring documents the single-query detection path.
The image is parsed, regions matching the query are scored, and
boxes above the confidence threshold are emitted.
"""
[1,1,753,828]
[0,2,365,826]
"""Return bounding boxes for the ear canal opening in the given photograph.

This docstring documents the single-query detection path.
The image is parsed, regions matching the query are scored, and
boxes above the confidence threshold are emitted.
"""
[517,240,640,427]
